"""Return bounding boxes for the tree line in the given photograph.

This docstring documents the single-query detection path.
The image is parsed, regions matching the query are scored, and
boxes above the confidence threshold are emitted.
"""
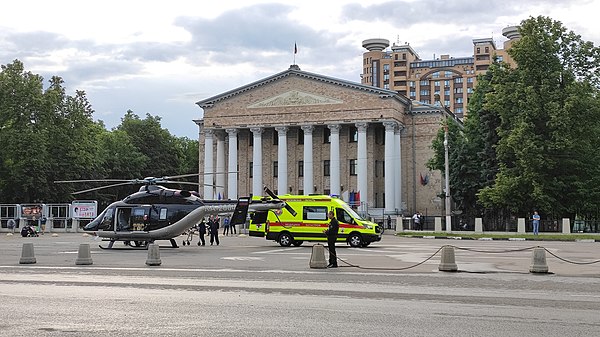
[428,16,600,223]
[0,60,199,207]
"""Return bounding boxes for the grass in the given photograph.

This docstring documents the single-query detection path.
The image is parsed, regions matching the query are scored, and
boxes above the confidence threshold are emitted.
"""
[395,231,600,241]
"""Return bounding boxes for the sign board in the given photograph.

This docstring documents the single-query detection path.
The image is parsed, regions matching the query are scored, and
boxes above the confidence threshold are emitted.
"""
[21,204,43,219]
[71,201,98,219]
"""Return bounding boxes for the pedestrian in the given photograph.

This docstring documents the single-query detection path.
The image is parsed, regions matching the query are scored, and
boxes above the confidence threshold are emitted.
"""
[386,215,391,230]
[7,218,16,234]
[229,217,236,235]
[325,210,339,268]
[223,217,230,236]
[197,219,206,246]
[209,215,220,246]
[532,211,540,235]
[412,211,421,231]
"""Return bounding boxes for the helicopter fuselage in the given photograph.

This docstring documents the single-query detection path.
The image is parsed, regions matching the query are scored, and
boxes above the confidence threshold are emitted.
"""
[83,185,284,244]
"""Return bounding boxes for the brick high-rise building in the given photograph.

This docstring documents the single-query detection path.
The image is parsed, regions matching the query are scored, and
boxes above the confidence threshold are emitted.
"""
[361,26,520,119]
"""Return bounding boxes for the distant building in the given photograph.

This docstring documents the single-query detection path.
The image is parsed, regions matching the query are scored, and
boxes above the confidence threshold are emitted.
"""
[195,66,459,218]
[361,26,520,119]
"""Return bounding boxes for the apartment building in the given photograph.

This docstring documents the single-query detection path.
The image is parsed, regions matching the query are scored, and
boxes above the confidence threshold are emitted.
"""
[361,26,520,119]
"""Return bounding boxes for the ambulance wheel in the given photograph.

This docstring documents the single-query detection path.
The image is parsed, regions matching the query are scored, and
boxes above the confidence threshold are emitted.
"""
[348,234,363,248]
[278,233,293,247]
[292,241,303,247]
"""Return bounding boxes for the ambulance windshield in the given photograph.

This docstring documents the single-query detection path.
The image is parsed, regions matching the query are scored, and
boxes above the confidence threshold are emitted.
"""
[342,203,364,221]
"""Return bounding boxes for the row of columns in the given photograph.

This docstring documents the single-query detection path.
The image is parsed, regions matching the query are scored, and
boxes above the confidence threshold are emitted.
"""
[202,122,403,214]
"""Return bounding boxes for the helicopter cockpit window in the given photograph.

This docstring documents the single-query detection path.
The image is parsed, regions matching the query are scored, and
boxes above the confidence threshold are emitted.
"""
[116,208,132,231]
[100,208,114,230]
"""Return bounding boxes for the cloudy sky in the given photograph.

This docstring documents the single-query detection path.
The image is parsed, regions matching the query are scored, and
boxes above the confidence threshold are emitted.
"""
[1,0,598,138]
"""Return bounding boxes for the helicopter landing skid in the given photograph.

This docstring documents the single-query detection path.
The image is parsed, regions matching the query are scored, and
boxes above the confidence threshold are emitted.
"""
[98,239,179,250]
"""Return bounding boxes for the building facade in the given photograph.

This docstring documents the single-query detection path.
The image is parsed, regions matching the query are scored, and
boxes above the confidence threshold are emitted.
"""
[196,65,455,218]
[361,26,520,119]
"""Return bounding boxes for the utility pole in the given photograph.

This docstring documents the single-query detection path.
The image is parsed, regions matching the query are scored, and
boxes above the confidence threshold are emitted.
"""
[444,122,451,233]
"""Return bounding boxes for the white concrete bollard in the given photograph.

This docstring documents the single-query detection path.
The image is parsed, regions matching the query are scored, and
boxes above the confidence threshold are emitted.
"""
[75,243,93,265]
[438,246,458,272]
[19,242,37,264]
[475,218,483,233]
[434,217,442,232]
[309,244,327,269]
[529,247,549,274]
[517,218,526,233]
[562,218,571,234]
[146,243,162,266]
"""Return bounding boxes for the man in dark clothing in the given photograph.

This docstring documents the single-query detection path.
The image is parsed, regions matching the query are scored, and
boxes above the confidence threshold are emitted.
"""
[209,215,220,246]
[326,210,339,268]
[197,219,206,246]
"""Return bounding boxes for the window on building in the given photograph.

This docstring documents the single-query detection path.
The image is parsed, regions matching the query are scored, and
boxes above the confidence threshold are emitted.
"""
[454,87,463,94]
[349,126,358,143]
[455,107,463,114]
[420,90,430,96]
[444,71,453,78]
[454,77,463,84]
[467,87,473,94]
[455,97,463,104]
[409,91,416,97]
[375,127,385,145]
[323,127,330,144]
[349,159,357,176]
[432,72,440,78]
[467,77,474,83]
[485,46,489,53]
[298,161,304,177]
[444,80,450,87]
[497,56,504,62]
[419,80,429,86]
[273,161,278,177]
[402,53,406,60]
[409,81,415,87]
[323,160,330,176]
[434,81,440,87]
[444,90,450,96]
[476,47,480,53]
[444,100,450,107]
[249,161,253,178]
[298,129,304,144]
[384,84,390,90]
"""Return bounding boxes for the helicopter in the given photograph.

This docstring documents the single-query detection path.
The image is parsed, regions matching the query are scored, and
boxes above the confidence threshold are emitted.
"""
[55,174,287,249]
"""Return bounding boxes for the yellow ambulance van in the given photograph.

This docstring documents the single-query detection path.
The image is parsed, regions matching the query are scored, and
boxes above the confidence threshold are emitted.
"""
[249,194,382,247]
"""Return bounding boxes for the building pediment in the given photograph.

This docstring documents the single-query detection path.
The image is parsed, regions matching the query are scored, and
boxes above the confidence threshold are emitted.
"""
[248,90,342,108]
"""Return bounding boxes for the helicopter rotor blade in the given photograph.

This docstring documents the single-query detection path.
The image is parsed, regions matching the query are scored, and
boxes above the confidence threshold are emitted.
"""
[55,179,133,184]
[165,171,240,180]
[263,186,296,216]
[71,182,137,195]
[160,180,224,188]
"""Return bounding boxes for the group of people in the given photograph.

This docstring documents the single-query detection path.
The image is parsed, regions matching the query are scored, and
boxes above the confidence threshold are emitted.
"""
[196,215,236,246]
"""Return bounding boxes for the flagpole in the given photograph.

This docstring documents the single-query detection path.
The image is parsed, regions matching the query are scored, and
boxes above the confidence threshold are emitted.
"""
[293,42,297,65]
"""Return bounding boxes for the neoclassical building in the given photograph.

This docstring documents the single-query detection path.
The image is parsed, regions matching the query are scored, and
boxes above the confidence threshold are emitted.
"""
[195,65,453,217]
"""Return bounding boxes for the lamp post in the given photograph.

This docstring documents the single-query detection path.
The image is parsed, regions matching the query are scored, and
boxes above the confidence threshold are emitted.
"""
[444,123,451,233]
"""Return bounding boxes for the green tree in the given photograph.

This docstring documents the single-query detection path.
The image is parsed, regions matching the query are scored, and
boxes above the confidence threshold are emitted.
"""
[478,16,600,219]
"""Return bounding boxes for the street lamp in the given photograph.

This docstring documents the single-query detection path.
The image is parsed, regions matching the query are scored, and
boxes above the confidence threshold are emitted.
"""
[444,123,451,233]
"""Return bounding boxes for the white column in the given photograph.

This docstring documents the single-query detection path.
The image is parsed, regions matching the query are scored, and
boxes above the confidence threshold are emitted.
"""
[356,122,368,212]
[301,125,314,195]
[394,126,403,212]
[328,124,341,196]
[383,121,396,214]
[275,126,288,196]
[226,128,238,200]
[215,131,225,199]
[203,128,214,199]
[250,127,263,197]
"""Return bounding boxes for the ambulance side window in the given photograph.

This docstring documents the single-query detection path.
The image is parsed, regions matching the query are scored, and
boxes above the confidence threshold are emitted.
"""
[303,206,328,220]
[335,208,354,224]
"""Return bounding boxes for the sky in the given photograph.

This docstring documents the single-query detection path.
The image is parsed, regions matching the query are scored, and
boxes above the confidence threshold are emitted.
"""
[1,0,598,139]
